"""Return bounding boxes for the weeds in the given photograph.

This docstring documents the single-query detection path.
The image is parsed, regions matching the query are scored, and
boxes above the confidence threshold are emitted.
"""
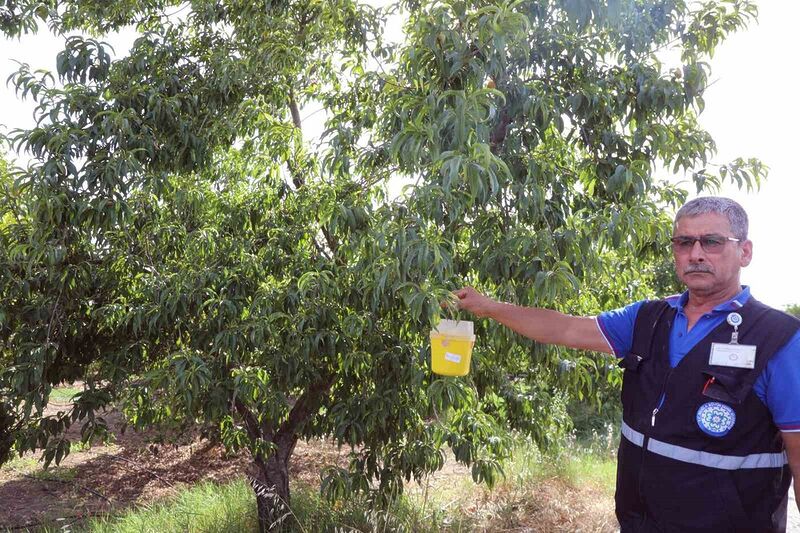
[28,465,78,482]
[0,455,39,474]
[81,479,257,533]
[35,434,617,532]
[50,384,82,404]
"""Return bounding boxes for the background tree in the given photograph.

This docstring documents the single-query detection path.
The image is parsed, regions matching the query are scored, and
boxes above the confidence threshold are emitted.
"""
[0,0,765,529]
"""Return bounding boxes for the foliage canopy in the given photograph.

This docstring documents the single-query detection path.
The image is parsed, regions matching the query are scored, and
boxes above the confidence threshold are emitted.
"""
[0,0,764,526]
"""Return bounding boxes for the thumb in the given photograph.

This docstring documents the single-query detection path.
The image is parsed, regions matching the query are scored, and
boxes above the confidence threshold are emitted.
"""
[453,287,469,299]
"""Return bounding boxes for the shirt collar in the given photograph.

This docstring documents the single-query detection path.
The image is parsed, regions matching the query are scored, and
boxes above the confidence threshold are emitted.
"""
[667,286,751,313]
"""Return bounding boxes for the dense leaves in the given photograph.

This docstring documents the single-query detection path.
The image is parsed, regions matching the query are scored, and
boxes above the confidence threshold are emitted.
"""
[1,0,765,520]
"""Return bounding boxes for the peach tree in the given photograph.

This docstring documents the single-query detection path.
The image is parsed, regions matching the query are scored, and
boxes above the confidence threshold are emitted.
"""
[0,0,765,529]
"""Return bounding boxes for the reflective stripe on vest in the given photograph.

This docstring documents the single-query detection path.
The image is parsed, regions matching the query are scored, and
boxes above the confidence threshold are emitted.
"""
[621,420,787,470]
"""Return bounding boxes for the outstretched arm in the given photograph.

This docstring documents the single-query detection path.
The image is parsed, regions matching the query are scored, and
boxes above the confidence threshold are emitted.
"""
[454,287,614,354]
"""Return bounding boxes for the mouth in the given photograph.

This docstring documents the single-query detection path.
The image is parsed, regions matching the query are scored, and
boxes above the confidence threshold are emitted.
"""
[684,269,713,276]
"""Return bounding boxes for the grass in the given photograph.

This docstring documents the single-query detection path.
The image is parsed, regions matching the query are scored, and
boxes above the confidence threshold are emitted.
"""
[61,433,617,533]
[1,452,79,481]
[77,479,258,533]
[50,384,82,403]
[29,465,78,482]
[557,423,619,496]
[1,455,39,474]
[73,480,450,533]
[558,452,617,495]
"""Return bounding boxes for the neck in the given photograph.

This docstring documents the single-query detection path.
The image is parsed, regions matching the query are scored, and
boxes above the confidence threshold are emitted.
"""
[685,284,743,313]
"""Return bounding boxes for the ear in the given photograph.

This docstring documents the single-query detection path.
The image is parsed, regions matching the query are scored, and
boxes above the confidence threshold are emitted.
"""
[739,239,753,267]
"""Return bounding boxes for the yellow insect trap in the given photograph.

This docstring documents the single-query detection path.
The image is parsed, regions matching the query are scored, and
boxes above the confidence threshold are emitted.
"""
[430,319,475,376]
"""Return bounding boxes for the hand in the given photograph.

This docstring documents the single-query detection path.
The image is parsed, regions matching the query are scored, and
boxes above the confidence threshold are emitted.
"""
[453,287,497,318]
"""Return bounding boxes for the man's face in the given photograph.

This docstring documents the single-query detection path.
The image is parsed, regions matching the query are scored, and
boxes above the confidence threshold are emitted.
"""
[672,213,752,297]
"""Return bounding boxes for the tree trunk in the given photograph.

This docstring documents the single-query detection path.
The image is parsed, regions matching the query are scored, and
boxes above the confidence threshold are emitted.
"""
[238,373,334,532]
[0,401,14,465]
[252,434,297,532]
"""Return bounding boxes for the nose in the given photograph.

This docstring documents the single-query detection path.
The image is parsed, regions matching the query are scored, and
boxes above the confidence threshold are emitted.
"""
[689,239,706,261]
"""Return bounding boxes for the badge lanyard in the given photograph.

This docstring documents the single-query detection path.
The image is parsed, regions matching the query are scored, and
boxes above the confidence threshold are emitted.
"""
[727,312,742,344]
[708,312,756,370]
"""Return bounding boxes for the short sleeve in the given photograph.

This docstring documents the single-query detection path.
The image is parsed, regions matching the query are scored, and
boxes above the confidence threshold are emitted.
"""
[757,329,800,431]
[596,300,646,359]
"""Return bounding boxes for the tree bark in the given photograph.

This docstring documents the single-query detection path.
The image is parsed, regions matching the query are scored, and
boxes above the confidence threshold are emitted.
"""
[246,373,335,532]
[252,443,294,533]
[0,401,15,466]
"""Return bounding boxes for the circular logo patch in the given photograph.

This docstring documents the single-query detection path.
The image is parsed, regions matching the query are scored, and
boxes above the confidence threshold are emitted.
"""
[696,402,736,437]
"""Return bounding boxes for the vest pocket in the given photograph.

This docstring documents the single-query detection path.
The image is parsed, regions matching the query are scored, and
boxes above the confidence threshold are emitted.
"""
[619,352,646,372]
[701,370,752,405]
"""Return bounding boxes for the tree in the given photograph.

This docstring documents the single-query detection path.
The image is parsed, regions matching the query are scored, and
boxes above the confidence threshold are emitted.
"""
[1,0,765,529]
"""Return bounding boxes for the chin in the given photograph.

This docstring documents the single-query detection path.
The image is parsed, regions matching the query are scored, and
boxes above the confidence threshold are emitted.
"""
[681,279,714,292]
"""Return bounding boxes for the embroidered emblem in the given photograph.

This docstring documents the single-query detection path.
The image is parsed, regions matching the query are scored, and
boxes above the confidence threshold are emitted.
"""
[696,402,736,437]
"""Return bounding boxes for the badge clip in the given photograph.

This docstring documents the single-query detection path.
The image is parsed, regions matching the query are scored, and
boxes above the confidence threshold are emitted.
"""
[710,313,755,369]
[727,313,742,344]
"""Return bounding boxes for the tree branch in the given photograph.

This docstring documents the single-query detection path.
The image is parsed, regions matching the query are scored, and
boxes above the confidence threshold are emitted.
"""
[286,88,340,258]
[234,398,272,442]
[274,373,335,461]
[490,109,512,153]
[288,91,302,131]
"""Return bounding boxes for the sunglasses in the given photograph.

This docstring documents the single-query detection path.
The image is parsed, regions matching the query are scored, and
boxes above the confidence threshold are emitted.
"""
[670,234,741,253]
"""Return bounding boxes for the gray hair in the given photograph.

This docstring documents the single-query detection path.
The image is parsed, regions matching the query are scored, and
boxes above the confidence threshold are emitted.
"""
[674,197,748,239]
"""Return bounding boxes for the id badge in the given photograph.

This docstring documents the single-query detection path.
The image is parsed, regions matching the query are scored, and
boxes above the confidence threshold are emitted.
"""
[709,342,756,369]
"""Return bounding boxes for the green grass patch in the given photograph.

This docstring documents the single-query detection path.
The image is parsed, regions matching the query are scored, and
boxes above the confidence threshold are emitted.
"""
[76,480,459,533]
[0,455,39,474]
[29,465,78,482]
[50,384,82,403]
[80,479,257,533]
[288,487,461,533]
[0,454,79,482]
[71,439,95,452]
[566,423,620,494]
[556,452,617,495]
[489,432,617,495]
[58,434,617,532]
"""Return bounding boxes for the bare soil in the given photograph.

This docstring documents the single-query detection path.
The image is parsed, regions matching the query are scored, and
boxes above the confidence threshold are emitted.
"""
[0,404,616,532]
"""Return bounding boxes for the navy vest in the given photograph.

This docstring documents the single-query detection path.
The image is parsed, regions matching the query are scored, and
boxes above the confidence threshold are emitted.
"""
[615,297,799,533]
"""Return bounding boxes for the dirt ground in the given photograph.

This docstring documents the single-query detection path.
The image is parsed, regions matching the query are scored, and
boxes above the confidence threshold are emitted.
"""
[0,406,358,530]
[0,404,616,532]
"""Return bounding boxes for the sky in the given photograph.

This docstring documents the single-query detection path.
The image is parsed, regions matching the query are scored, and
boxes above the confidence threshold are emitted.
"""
[691,0,800,308]
[1,1,798,308]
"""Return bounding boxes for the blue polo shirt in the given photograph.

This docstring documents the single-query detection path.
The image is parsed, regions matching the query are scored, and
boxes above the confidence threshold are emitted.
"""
[597,286,800,433]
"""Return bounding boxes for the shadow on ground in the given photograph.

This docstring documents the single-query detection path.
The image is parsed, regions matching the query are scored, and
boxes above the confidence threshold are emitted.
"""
[0,406,348,530]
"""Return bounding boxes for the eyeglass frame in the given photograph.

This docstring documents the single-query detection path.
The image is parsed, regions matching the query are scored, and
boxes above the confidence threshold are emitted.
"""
[670,234,742,253]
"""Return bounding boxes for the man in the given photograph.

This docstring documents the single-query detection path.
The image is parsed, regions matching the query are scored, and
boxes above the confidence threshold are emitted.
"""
[455,197,800,532]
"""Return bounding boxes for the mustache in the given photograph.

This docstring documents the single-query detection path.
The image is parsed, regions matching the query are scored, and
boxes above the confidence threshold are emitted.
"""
[684,264,713,274]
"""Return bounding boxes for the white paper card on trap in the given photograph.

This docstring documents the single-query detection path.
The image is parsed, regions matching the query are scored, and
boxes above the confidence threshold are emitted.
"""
[444,352,462,363]
[434,320,474,337]
[709,342,756,369]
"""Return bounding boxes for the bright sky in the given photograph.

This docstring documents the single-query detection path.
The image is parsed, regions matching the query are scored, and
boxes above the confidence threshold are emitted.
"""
[693,0,800,308]
[1,1,798,308]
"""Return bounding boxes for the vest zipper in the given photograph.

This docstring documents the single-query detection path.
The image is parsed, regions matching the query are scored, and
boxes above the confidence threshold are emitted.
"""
[651,368,673,427]
[651,393,666,426]
[638,368,673,518]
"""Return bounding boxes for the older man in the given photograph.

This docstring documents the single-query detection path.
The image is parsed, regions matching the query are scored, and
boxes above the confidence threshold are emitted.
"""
[455,197,800,532]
